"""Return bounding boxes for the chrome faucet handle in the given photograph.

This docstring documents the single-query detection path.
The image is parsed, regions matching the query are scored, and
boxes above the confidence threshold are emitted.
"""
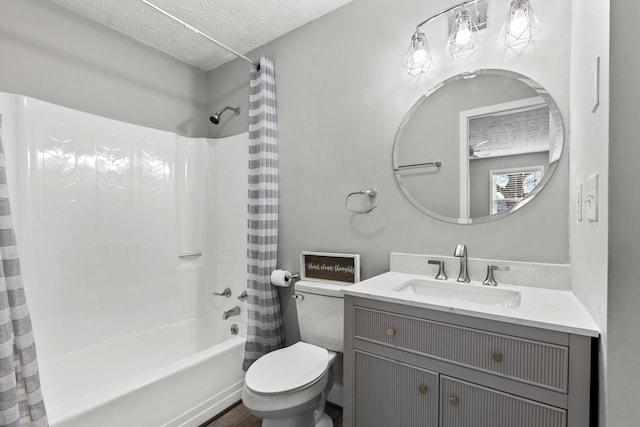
[213,288,232,297]
[483,265,510,287]
[427,260,447,281]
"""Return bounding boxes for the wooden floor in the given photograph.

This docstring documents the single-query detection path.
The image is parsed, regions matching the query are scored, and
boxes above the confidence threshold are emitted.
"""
[203,402,343,427]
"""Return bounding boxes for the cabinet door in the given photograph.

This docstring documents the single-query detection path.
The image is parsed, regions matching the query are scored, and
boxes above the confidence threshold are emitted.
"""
[354,351,438,427]
[440,376,566,427]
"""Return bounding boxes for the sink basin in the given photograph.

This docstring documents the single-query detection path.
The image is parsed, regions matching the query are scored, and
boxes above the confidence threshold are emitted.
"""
[392,279,521,308]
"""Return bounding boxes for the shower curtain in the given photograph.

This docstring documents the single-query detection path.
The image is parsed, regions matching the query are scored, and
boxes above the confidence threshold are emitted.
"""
[0,117,48,426]
[242,56,284,371]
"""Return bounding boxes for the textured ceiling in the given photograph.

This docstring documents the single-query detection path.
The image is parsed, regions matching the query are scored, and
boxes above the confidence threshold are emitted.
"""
[46,0,354,71]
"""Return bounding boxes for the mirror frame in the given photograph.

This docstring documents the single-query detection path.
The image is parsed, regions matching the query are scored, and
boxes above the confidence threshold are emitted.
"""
[392,69,564,224]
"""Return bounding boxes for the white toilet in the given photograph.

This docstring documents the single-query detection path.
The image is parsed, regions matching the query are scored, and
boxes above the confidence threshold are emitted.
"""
[242,280,344,427]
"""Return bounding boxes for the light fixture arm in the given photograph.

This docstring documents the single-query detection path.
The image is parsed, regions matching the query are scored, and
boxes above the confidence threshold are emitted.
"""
[404,0,540,76]
[414,0,479,31]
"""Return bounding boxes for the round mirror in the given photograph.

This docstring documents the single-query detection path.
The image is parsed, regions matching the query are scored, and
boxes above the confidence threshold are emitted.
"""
[392,69,563,224]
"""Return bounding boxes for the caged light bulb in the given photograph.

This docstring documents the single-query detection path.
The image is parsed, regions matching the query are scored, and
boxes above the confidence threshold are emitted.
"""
[509,7,529,36]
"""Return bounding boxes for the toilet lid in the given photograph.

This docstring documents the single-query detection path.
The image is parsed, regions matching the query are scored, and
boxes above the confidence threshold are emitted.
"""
[245,342,329,394]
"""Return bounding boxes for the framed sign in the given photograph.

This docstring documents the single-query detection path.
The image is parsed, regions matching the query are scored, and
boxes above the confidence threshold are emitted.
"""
[300,252,360,285]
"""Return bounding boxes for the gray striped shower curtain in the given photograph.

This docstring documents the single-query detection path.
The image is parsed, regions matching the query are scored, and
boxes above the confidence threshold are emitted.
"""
[0,117,48,426]
[242,56,284,371]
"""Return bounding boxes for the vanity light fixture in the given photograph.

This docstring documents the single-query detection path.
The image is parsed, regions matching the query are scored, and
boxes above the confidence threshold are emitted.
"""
[403,31,433,76]
[446,8,483,61]
[500,0,542,49]
[404,0,541,76]
[403,0,486,76]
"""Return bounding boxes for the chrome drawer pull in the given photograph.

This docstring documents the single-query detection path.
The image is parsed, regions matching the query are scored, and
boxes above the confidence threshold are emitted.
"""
[492,351,504,363]
[386,327,396,336]
[418,384,428,394]
[449,395,459,406]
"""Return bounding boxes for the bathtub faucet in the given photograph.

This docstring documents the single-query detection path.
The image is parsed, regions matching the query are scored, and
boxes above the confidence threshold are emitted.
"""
[223,306,241,320]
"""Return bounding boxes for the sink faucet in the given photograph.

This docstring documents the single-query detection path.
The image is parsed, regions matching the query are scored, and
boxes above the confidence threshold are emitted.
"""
[453,244,470,283]
[223,306,241,320]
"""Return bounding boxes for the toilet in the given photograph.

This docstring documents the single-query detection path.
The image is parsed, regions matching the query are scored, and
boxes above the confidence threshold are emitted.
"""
[242,280,345,427]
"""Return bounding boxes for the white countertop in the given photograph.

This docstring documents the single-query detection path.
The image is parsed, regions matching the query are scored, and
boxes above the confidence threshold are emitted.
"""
[343,271,600,337]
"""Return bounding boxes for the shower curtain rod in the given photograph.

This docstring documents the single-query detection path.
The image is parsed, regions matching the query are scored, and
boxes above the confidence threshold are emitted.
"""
[137,0,256,66]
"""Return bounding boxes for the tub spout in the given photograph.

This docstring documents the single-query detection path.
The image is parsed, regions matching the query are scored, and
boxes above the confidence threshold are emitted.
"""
[223,306,241,320]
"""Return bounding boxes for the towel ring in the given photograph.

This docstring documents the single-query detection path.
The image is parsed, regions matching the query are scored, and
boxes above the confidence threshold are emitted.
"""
[345,188,377,214]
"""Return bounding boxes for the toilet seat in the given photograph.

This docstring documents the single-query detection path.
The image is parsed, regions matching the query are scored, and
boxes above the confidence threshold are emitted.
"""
[245,342,329,395]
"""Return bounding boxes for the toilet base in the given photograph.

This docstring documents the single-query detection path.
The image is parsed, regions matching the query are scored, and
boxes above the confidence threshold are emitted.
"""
[314,411,334,427]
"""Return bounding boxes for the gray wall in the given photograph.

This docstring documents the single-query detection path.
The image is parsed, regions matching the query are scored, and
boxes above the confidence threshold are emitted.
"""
[0,0,208,137]
[608,1,639,425]
[207,0,572,343]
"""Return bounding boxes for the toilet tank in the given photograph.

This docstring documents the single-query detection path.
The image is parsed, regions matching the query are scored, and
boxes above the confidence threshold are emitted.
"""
[294,281,345,352]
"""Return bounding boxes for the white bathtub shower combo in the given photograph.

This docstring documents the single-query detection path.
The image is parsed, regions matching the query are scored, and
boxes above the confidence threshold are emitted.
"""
[0,92,249,426]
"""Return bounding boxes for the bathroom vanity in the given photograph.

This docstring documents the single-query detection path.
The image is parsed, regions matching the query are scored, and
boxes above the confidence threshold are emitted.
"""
[354,63,596,425]
[342,256,599,427]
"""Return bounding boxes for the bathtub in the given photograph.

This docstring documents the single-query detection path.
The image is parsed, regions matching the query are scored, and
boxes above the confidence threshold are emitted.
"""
[40,317,246,427]
[0,93,251,427]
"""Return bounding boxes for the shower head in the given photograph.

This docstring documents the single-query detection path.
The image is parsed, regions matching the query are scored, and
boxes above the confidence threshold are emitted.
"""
[210,106,241,125]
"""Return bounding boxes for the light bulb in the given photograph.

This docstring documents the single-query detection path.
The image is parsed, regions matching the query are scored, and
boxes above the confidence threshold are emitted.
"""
[412,48,428,64]
[509,8,528,35]
[456,25,472,46]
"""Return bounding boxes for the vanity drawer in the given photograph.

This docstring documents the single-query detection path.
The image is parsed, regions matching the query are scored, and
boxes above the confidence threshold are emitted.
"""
[440,375,566,427]
[353,307,569,392]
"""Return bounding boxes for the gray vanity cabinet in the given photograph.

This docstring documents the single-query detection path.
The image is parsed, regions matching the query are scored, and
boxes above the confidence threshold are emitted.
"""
[354,351,438,427]
[344,296,594,427]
